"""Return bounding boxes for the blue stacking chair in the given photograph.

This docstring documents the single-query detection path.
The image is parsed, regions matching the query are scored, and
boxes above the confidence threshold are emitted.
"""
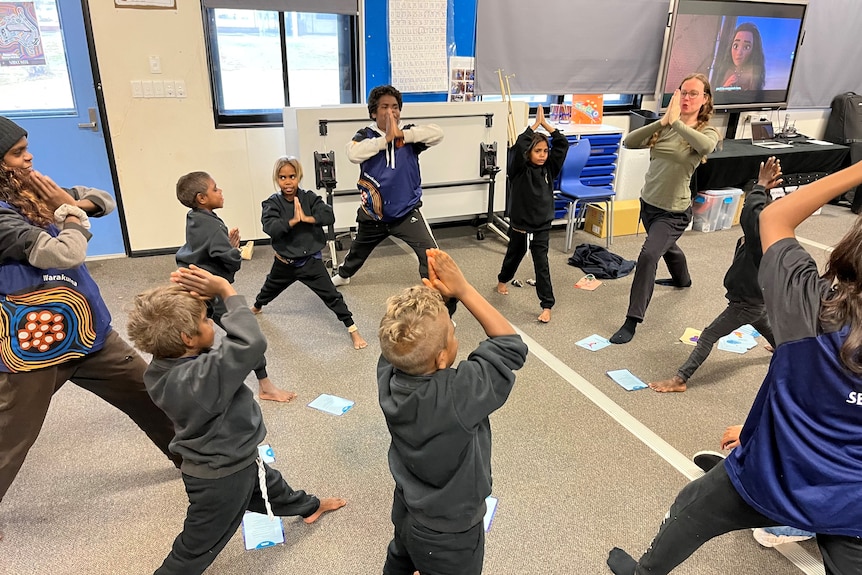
[556,138,615,251]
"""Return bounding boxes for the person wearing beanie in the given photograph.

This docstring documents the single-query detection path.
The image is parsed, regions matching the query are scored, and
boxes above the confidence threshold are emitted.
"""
[0,116,180,540]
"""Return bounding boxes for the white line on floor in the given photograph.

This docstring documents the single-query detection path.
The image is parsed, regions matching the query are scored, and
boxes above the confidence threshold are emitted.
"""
[513,327,824,575]
[797,235,834,253]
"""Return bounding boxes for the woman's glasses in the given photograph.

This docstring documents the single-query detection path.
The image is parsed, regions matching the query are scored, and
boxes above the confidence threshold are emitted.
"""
[679,91,702,99]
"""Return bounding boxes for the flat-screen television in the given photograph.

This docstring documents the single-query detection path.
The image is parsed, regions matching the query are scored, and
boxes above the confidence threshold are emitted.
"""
[660,0,807,111]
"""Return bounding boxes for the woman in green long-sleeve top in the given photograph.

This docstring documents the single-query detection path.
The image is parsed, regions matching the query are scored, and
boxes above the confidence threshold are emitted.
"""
[610,73,721,344]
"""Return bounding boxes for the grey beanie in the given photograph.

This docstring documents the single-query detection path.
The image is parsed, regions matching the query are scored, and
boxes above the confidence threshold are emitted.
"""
[0,116,27,158]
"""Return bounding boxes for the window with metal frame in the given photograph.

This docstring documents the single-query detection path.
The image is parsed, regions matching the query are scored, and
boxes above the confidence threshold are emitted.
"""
[202,7,359,128]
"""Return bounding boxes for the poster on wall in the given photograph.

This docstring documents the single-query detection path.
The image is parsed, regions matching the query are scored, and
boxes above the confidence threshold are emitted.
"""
[0,2,45,66]
[389,0,448,93]
[448,56,475,102]
[571,94,604,124]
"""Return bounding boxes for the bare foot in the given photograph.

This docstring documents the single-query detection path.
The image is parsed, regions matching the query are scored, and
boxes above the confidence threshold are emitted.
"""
[538,308,551,323]
[350,330,368,350]
[303,497,347,524]
[649,375,687,393]
[258,377,297,403]
[496,282,508,295]
[764,343,774,353]
[251,306,262,315]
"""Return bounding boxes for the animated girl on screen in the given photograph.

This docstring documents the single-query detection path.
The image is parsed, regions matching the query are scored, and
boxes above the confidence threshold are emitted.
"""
[712,22,765,91]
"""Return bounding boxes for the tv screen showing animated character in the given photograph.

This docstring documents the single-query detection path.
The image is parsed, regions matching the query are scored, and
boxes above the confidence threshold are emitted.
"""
[661,0,806,109]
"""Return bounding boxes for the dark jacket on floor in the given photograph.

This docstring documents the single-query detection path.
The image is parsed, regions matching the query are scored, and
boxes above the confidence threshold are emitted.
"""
[568,243,636,279]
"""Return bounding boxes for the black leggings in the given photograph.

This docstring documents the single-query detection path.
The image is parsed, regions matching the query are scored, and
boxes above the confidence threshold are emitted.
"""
[632,463,862,575]
[626,200,692,321]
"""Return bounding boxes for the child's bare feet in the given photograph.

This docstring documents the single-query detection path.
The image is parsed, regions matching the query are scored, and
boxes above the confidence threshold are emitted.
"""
[303,497,347,524]
[649,375,687,393]
[538,308,551,323]
[496,282,508,295]
[350,330,367,350]
[258,377,297,402]
[251,306,262,315]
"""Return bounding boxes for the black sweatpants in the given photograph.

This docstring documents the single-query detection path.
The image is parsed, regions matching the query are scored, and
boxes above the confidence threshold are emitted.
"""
[382,492,485,575]
[626,200,692,321]
[254,256,354,328]
[208,296,268,380]
[629,463,862,575]
[497,228,555,310]
[154,461,319,575]
[336,207,437,280]
[677,301,776,381]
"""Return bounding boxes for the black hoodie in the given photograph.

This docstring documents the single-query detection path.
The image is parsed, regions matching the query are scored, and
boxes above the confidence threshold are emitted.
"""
[508,127,569,232]
[377,335,527,532]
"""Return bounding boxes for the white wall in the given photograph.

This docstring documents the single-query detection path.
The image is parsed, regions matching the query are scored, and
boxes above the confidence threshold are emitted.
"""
[89,4,283,253]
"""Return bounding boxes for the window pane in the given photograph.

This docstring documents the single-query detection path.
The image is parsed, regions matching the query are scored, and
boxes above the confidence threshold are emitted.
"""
[482,94,551,105]
[284,13,342,107]
[0,0,74,114]
[213,9,283,113]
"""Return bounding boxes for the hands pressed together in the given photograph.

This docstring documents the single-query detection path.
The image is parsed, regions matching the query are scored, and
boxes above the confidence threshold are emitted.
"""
[662,90,681,126]
[531,105,556,133]
[422,248,469,300]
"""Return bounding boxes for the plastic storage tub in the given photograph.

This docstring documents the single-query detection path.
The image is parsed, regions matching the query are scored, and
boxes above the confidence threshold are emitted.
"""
[692,188,743,232]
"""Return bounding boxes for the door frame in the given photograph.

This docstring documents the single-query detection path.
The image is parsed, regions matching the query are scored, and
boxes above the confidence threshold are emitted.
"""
[79,0,130,256]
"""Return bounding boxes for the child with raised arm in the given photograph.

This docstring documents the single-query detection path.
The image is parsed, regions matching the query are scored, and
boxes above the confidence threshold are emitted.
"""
[127,265,346,575]
[649,157,782,392]
[331,86,447,297]
[607,160,862,575]
[378,248,528,575]
[251,156,367,349]
[496,105,569,323]
[175,171,295,402]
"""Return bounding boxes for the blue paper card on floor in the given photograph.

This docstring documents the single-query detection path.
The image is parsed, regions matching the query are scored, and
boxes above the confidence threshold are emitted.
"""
[718,331,758,354]
[241,512,285,550]
[257,444,275,463]
[607,369,648,391]
[737,324,761,338]
[484,496,498,532]
[576,334,611,352]
[308,394,354,416]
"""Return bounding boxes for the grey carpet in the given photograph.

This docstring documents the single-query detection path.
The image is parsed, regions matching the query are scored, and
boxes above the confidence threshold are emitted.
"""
[2,205,852,574]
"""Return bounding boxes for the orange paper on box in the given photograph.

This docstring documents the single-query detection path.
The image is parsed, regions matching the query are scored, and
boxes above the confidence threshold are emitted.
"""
[571,94,603,124]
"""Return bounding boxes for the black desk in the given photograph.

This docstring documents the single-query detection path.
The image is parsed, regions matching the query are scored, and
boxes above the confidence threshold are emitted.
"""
[693,138,849,192]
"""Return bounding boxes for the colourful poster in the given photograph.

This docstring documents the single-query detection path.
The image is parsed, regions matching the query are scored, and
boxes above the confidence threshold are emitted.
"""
[571,94,604,124]
[0,2,45,67]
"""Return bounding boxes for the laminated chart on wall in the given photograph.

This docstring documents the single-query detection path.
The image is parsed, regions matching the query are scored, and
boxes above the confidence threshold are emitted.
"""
[389,0,448,93]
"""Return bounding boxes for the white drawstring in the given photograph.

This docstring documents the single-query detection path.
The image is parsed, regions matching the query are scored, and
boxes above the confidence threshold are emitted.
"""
[256,457,274,520]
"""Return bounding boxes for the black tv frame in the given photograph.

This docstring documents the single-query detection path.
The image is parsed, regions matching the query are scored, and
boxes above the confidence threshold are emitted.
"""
[658,0,808,136]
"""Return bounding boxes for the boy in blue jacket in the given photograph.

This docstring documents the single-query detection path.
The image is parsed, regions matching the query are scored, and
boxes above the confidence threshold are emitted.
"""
[331,85,445,295]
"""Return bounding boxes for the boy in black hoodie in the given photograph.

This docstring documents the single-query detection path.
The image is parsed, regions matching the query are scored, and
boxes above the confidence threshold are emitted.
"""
[128,266,345,575]
[175,170,295,402]
[649,157,783,392]
[496,105,568,323]
[378,249,528,575]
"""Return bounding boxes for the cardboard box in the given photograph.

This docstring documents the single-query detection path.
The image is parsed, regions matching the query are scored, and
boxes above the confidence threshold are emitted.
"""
[584,199,646,239]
